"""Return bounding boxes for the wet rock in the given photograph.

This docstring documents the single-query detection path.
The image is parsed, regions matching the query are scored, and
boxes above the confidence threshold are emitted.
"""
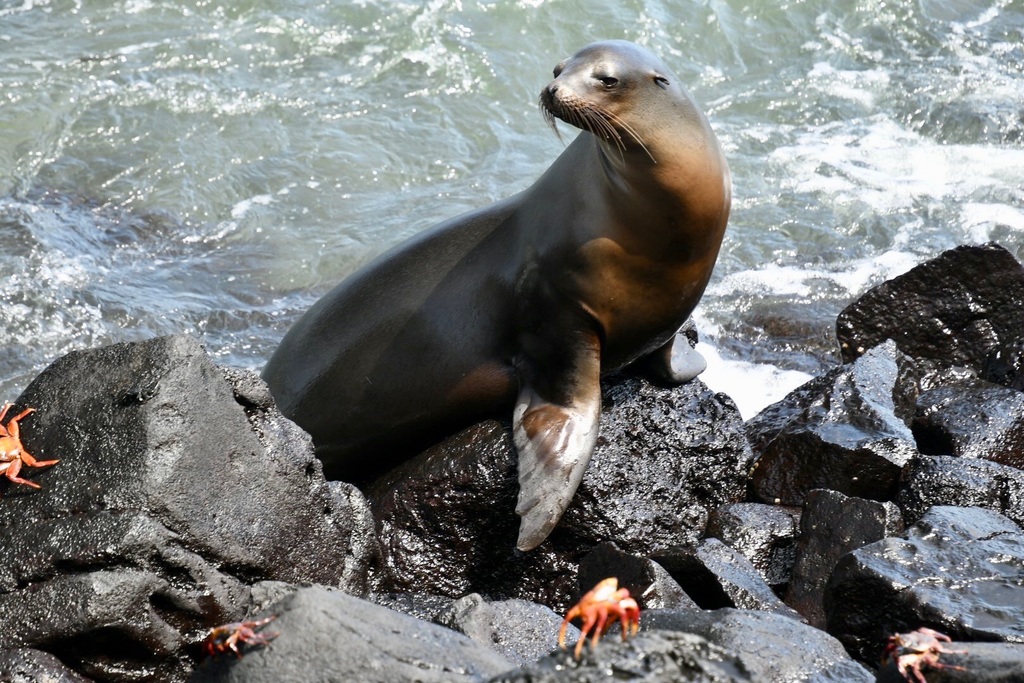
[876,640,1024,683]
[981,338,1024,391]
[912,378,1024,468]
[565,376,753,553]
[485,631,752,682]
[651,539,801,619]
[368,376,752,610]
[746,340,918,506]
[784,489,903,628]
[705,502,801,591]
[188,586,512,683]
[836,243,1024,369]
[898,455,1024,527]
[369,592,456,623]
[437,594,572,667]
[643,608,873,682]
[577,542,696,610]
[0,335,375,682]
[367,420,560,600]
[0,648,93,683]
[824,506,1024,663]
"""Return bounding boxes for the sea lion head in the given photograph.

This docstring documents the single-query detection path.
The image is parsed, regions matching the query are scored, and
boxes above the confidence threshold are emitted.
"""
[539,40,685,157]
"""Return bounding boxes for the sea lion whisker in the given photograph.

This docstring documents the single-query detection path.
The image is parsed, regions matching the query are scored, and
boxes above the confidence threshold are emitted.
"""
[570,100,651,162]
[576,104,625,154]
[587,112,627,159]
[539,97,565,144]
[602,109,656,163]
[582,106,618,142]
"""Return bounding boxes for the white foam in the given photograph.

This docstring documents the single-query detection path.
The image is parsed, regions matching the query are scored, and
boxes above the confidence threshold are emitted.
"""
[770,117,1024,214]
[961,202,1024,243]
[705,249,920,302]
[696,342,812,421]
[229,194,274,219]
[807,62,890,108]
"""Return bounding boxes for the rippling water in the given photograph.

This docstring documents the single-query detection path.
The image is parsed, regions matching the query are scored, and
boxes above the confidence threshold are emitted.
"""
[2,0,1023,416]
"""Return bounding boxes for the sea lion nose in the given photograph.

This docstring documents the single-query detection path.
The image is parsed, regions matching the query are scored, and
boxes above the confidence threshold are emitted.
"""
[540,82,559,108]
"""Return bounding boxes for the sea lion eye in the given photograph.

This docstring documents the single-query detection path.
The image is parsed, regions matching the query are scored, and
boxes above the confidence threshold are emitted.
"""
[597,75,618,88]
[553,62,565,78]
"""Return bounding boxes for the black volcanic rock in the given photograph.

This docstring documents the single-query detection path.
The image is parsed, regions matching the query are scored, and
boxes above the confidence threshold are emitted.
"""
[746,340,918,506]
[0,335,376,682]
[577,542,695,610]
[824,506,1024,663]
[705,502,801,591]
[189,586,512,683]
[652,539,801,619]
[898,455,1024,526]
[485,631,752,683]
[877,640,1024,683]
[784,489,903,628]
[367,376,753,611]
[642,608,873,682]
[0,647,94,682]
[912,377,1024,468]
[836,242,1024,369]
[982,338,1024,391]
[437,594,573,667]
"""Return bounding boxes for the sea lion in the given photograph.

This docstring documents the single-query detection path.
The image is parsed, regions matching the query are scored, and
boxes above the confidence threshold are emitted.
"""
[262,40,731,551]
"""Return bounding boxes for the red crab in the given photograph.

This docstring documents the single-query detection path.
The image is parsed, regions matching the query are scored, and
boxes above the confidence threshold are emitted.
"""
[0,403,58,492]
[558,577,640,659]
[203,615,278,658]
[882,627,966,683]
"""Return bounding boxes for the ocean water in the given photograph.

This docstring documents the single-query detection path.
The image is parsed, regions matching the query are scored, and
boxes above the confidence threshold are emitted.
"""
[2,0,1022,418]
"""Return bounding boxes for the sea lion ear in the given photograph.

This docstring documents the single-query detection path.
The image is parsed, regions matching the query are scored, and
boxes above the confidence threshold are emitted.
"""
[653,74,670,88]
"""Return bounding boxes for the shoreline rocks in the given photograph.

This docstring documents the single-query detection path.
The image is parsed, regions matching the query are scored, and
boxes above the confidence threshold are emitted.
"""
[3,242,1024,681]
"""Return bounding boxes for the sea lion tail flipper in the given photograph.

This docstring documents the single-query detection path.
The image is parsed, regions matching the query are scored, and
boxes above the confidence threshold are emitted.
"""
[512,376,601,552]
[642,332,707,385]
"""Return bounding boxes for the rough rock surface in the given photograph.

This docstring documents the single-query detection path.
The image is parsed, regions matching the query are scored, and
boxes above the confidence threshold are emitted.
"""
[486,631,752,683]
[437,594,573,667]
[982,338,1024,391]
[876,641,1024,683]
[368,375,753,610]
[836,242,1024,369]
[0,335,375,682]
[643,608,873,682]
[651,539,800,619]
[897,455,1024,527]
[0,648,94,683]
[913,378,1024,468]
[825,506,1024,663]
[704,502,801,591]
[746,340,918,505]
[785,489,903,628]
[577,542,695,610]
[188,586,512,683]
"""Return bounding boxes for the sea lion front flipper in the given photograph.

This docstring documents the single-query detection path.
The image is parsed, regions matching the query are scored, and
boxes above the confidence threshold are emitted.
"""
[642,332,707,385]
[513,340,602,552]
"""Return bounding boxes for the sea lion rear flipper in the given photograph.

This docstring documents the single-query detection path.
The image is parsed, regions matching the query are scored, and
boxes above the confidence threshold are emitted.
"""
[643,332,707,385]
[512,340,602,551]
